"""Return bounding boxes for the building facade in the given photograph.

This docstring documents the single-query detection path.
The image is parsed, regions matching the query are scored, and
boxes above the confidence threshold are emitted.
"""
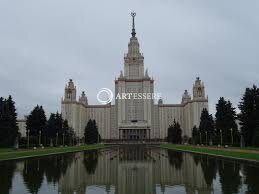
[61,13,208,141]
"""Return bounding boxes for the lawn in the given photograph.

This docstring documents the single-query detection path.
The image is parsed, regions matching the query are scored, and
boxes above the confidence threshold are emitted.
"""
[0,144,105,161]
[161,144,259,162]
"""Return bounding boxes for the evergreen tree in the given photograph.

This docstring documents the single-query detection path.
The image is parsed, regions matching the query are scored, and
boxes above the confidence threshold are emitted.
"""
[215,97,239,145]
[60,119,74,145]
[192,125,199,145]
[167,120,182,144]
[45,113,56,142]
[84,119,100,144]
[239,85,259,146]
[84,119,93,144]
[92,120,99,143]
[0,96,18,147]
[55,112,63,135]
[45,112,64,146]
[199,108,214,144]
[253,94,259,147]
[167,125,174,142]
[26,105,47,138]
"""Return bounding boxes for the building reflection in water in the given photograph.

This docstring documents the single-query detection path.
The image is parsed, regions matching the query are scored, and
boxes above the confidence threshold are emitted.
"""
[58,146,214,194]
[2,146,259,194]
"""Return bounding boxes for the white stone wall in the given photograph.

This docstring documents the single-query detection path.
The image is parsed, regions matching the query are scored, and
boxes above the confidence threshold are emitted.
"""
[60,94,208,140]
[86,105,111,140]
[17,119,26,137]
[152,105,160,139]
[158,105,184,139]
[61,102,83,137]
[61,102,112,139]
[110,105,118,139]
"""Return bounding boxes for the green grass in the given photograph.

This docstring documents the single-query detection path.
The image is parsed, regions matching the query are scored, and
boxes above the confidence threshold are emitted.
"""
[0,148,13,153]
[0,144,105,161]
[161,144,259,162]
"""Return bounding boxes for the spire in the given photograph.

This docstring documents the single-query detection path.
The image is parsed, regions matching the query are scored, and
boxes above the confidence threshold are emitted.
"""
[127,12,141,57]
[131,12,136,37]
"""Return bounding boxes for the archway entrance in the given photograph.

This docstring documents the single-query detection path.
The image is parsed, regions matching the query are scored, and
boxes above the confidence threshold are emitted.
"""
[119,129,150,140]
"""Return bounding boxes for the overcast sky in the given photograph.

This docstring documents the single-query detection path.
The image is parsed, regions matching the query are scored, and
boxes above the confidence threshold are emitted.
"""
[0,0,259,118]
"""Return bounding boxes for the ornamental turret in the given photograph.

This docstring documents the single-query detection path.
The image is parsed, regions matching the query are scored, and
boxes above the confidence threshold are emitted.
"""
[193,77,206,99]
[158,98,163,105]
[181,90,191,104]
[64,79,76,101]
[79,91,88,105]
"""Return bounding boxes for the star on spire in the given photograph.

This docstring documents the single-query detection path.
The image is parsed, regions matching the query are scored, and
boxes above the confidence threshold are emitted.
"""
[131,12,136,37]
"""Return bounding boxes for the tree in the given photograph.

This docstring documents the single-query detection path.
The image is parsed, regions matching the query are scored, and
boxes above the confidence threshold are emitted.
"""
[60,120,74,145]
[215,97,239,145]
[45,112,65,146]
[167,125,173,143]
[84,119,100,144]
[253,94,259,147]
[85,119,93,144]
[239,85,259,146]
[92,120,100,143]
[167,120,182,144]
[0,96,18,147]
[45,113,57,144]
[55,112,63,135]
[192,125,199,144]
[26,105,47,145]
[199,108,214,145]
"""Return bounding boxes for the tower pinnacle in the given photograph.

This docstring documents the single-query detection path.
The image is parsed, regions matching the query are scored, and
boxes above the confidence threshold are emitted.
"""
[131,12,136,37]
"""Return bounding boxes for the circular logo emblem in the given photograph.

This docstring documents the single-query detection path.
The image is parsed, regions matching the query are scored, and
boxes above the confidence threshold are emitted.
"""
[97,88,113,105]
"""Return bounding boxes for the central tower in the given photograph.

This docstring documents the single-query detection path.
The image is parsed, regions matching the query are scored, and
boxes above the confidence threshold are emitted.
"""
[124,12,144,79]
[115,12,154,140]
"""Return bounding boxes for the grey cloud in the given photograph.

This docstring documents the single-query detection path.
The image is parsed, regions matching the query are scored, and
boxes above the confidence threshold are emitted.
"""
[0,0,258,117]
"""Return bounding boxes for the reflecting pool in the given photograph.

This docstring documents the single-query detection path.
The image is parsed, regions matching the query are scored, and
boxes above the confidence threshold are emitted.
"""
[1,146,259,194]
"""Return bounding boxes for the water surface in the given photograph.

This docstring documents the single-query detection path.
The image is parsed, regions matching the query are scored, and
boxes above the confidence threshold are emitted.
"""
[1,146,259,194]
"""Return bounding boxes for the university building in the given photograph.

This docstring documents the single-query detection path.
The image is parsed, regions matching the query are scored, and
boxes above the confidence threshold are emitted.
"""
[61,13,208,141]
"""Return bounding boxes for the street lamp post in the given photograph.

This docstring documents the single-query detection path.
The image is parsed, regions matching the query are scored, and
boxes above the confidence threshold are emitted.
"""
[220,129,223,145]
[205,131,208,145]
[27,129,30,148]
[39,130,41,146]
[199,132,202,145]
[230,128,233,145]
[56,132,58,146]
